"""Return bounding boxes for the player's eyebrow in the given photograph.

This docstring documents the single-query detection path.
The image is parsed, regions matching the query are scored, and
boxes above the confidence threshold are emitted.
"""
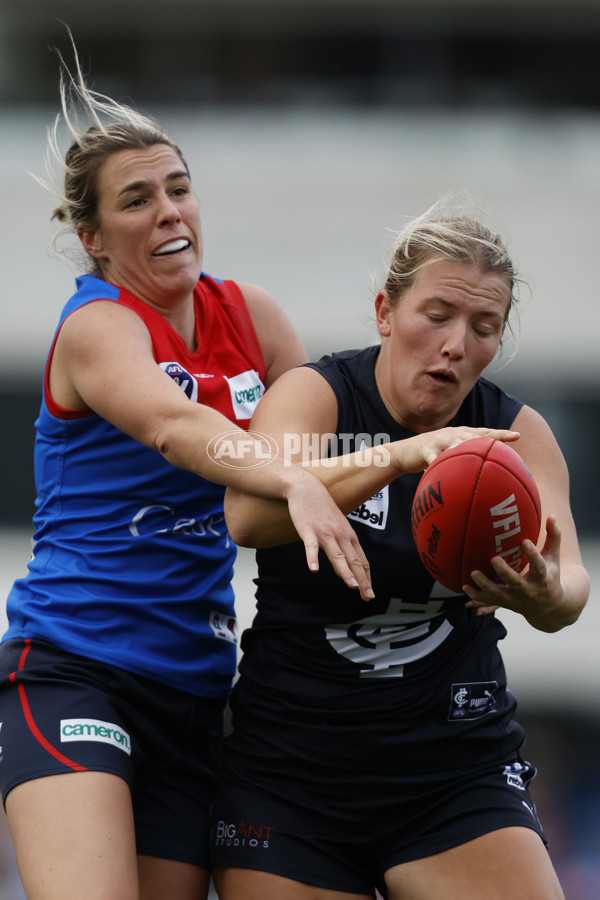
[117,170,190,197]
[428,297,505,320]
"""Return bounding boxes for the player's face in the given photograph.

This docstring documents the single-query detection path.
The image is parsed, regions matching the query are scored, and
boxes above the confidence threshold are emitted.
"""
[78,144,202,310]
[374,259,510,432]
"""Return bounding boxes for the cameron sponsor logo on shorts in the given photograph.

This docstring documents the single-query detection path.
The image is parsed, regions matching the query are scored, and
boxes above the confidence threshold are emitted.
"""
[214,820,273,849]
[60,718,132,755]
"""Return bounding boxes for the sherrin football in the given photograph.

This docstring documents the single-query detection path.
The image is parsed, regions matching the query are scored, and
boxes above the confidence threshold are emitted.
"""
[411,437,541,594]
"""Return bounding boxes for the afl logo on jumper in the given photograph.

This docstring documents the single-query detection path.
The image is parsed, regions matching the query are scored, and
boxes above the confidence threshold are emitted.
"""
[223,370,265,420]
[160,362,199,402]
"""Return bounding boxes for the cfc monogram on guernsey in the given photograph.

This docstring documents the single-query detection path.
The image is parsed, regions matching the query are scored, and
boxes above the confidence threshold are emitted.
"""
[325,597,454,678]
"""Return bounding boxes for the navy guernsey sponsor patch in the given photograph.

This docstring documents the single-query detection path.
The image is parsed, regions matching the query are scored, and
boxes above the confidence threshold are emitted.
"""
[448,681,498,721]
[348,485,389,531]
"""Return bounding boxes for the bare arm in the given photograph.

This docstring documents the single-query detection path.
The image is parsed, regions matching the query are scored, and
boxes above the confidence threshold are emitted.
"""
[463,404,589,632]
[225,366,519,544]
[51,300,291,488]
[49,299,372,598]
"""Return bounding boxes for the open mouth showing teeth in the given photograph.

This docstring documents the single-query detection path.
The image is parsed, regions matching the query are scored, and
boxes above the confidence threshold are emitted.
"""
[153,238,190,256]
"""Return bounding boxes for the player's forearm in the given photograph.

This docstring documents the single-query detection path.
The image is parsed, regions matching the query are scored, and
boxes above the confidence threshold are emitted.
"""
[224,489,294,547]
[224,444,403,548]
[153,405,317,503]
[303,443,402,512]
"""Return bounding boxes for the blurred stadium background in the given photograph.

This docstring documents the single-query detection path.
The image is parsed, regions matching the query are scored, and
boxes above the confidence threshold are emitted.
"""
[0,0,599,896]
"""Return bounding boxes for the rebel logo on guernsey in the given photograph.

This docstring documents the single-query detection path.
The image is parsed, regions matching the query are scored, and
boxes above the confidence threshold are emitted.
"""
[349,485,389,530]
[223,370,265,420]
[348,438,389,530]
[503,761,528,790]
[160,361,199,402]
[60,718,132,755]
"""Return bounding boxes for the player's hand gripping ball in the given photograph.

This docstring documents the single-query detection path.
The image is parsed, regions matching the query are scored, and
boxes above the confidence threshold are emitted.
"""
[411,437,541,594]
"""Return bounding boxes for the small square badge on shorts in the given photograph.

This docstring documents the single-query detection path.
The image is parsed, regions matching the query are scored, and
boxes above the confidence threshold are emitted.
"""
[448,681,498,721]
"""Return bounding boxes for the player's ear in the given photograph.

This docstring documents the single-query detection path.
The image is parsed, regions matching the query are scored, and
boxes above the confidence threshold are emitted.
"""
[375,290,392,337]
[77,223,107,260]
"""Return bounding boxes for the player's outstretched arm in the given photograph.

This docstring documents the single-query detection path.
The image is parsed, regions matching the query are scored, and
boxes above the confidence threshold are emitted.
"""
[53,300,373,599]
[225,366,518,547]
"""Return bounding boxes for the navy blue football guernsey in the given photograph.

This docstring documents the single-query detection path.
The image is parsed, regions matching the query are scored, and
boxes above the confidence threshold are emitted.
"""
[227,345,527,782]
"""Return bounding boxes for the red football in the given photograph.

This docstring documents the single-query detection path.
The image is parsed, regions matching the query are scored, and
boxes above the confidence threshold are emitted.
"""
[411,437,542,594]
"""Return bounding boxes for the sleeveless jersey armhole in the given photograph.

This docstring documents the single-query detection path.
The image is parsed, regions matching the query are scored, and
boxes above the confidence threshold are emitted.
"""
[43,308,96,421]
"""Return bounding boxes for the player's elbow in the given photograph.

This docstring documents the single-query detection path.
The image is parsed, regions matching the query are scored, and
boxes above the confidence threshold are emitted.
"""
[152,416,190,469]
[224,488,258,547]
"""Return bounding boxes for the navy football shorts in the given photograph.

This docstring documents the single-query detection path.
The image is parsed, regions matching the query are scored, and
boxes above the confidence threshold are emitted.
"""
[0,638,225,868]
[211,756,548,897]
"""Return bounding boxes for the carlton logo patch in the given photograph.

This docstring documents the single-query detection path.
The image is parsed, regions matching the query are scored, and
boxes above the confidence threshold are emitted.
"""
[223,370,264,420]
[60,718,131,755]
[448,682,498,721]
